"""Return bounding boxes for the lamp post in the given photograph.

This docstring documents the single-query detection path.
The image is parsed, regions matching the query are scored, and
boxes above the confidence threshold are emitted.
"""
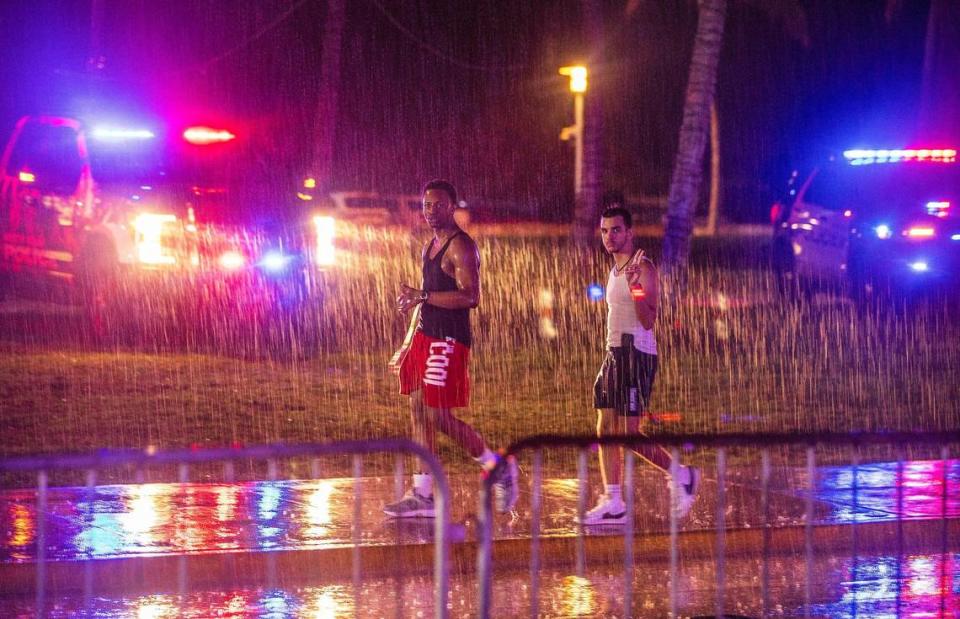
[559,65,588,201]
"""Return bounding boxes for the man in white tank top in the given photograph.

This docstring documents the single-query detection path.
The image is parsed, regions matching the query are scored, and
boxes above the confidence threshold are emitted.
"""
[577,205,700,525]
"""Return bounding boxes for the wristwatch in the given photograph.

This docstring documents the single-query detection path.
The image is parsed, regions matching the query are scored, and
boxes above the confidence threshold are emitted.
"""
[419,290,429,303]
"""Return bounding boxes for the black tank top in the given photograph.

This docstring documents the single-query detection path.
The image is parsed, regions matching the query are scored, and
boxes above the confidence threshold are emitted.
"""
[420,230,472,347]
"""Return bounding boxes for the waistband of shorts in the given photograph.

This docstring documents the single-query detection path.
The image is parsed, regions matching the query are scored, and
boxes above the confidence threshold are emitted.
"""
[606,345,657,356]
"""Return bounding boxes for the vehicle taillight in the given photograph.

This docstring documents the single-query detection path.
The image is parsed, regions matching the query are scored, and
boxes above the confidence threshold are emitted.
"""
[132,213,179,265]
[769,202,782,224]
[313,215,336,266]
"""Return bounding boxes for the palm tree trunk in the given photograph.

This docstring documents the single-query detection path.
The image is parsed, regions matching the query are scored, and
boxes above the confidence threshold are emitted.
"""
[662,0,727,275]
[918,0,960,138]
[573,0,605,244]
[705,99,720,236]
[311,0,346,194]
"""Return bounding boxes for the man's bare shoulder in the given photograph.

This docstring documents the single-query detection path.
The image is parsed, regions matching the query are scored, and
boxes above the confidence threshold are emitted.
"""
[449,231,478,255]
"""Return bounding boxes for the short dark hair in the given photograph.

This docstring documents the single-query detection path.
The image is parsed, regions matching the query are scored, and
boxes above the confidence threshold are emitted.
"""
[601,206,632,228]
[602,190,625,208]
[423,179,457,206]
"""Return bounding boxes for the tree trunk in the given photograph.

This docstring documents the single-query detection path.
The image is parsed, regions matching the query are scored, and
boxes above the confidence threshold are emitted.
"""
[573,0,605,244]
[311,0,346,194]
[661,0,727,276]
[918,0,960,139]
[705,99,720,236]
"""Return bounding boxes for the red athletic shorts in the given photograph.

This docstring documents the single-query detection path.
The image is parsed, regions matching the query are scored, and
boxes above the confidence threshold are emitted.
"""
[398,332,471,409]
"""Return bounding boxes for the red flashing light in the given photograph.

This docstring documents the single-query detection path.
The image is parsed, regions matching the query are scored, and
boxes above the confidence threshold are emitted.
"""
[905,226,936,239]
[183,126,236,145]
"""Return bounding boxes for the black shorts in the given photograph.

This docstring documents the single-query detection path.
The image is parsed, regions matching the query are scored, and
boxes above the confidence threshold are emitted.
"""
[593,345,658,416]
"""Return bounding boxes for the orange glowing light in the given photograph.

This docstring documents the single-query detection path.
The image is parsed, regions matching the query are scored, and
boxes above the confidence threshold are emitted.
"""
[183,126,236,145]
[905,226,935,238]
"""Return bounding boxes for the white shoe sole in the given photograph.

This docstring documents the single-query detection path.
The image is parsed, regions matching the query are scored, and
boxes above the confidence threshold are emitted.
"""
[383,507,436,518]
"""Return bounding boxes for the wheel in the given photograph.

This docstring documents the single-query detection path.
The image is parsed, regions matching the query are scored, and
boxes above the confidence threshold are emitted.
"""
[847,246,892,314]
[771,236,801,303]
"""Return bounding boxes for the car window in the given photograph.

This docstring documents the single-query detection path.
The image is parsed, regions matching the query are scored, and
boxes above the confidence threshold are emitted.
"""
[7,122,84,194]
[802,166,850,211]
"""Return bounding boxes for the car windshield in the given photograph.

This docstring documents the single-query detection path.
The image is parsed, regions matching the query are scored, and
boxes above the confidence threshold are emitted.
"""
[86,130,264,226]
[806,162,960,213]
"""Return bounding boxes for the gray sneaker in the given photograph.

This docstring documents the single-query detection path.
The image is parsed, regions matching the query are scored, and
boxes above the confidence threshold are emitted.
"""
[489,454,519,513]
[383,490,435,518]
[672,466,701,520]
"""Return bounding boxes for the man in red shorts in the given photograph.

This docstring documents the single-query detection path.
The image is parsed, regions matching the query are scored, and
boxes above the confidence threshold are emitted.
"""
[385,179,518,518]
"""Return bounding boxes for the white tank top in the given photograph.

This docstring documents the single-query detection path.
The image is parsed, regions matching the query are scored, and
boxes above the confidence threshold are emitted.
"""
[605,259,657,355]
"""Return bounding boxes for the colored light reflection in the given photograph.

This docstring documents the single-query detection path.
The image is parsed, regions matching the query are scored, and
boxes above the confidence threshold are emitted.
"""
[4,503,35,560]
[816,458,959,523]
[558,575,600,616]
[806,553,960,618]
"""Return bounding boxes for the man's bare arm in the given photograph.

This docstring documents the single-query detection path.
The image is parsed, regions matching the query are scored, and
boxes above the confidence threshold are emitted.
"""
[429,235,480,309]
[628,262,658,330]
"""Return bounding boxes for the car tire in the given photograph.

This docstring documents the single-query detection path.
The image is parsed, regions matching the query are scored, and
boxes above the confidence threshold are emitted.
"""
[771,236,802,303]
[847,246,890,314]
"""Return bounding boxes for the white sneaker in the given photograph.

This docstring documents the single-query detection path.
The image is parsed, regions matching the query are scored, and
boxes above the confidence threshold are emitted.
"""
[576,494,627,525]
[383,490,435,518]
[488,454,519,513]
[672,466,700,519]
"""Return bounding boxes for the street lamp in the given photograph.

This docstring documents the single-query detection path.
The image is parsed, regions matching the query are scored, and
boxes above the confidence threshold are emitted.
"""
[559,65,587,201]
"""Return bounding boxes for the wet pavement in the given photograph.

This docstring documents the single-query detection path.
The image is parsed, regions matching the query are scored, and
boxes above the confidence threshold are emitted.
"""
[1,456,958,617]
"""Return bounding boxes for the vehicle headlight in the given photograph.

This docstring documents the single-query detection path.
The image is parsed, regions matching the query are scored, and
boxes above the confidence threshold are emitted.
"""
[218,250,246,271]
[132,213,178,265]
[313,215,336,266]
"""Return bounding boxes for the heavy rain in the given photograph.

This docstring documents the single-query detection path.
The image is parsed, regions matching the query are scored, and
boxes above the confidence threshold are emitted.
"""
[0,1,958,618]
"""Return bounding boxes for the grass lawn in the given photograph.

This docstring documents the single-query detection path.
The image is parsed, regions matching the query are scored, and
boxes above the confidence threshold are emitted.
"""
[1,232,957,469]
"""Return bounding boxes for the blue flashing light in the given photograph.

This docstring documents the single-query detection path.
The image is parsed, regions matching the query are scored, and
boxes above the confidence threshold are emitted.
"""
[587,283,604,302]
[952,234,960,241]
[259,251,292,273]
[874,224,893,239]
[92,127,155,141]
[909,261,929,273]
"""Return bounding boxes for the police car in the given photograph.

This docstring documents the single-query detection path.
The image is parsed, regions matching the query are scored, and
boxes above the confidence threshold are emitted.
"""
[771,148,960,302]
[0,113,317,328]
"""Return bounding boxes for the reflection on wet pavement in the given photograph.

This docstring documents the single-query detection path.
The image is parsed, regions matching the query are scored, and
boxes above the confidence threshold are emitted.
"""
[1,457,958,617]
[2,552,957,617]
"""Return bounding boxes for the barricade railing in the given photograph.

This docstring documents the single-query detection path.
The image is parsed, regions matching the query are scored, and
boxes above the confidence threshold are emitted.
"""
[478,431,959,619]
[0,439,451,619]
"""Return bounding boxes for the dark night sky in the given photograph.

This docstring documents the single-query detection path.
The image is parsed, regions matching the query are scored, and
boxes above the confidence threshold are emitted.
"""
[0,0,934,222]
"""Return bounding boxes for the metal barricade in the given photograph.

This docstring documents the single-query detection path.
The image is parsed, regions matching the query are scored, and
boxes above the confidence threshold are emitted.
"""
[478,431,959,618]
[1,439,451,619]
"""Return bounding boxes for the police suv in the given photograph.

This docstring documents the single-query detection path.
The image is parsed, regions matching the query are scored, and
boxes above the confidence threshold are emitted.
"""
[771,148,960,302]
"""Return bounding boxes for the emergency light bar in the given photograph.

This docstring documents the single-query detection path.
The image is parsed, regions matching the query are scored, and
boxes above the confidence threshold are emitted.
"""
[843,149,957,166]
